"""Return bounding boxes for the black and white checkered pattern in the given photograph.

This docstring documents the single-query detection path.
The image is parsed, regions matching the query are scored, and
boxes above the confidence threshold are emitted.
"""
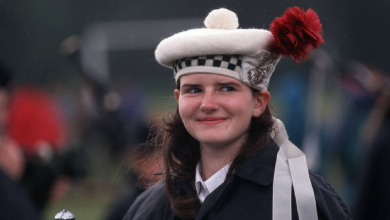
[173,54,243,75]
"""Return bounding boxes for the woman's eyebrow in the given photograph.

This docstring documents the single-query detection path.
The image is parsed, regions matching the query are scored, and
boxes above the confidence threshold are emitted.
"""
[181,83,201,88]
[216,82,241,87]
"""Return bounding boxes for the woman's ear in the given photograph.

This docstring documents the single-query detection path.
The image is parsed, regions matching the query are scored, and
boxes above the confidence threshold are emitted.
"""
[174,89,179,101]
[253,90,271,118]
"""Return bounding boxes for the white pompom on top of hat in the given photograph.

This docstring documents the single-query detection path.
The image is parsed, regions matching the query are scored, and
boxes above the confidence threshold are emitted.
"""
[204,8,239,30]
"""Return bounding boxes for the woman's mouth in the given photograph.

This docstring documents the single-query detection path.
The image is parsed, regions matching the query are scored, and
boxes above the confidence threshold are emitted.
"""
[198,117,226,125]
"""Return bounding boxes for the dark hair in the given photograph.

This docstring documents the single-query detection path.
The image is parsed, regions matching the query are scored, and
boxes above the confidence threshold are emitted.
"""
[150,87,274,219]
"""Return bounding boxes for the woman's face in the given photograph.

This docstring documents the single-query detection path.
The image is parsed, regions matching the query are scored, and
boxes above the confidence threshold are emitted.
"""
[175,73,270,148]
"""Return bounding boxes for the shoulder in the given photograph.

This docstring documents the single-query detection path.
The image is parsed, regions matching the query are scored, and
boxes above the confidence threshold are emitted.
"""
[308,170,353,220]
[123,180,173,220]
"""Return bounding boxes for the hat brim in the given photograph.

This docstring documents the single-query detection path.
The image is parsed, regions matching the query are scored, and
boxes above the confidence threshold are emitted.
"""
[155,28,274,67]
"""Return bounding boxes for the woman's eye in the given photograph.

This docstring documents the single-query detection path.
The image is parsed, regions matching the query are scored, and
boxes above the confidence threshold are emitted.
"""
[221,86,235,92]
[187,88,201,93]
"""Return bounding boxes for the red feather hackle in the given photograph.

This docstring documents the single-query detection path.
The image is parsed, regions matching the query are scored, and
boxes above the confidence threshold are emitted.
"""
[269,7,324,62]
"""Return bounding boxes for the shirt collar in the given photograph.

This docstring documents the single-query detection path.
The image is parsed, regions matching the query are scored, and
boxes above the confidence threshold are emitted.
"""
[195,161,231,200]
[195,162,203,194]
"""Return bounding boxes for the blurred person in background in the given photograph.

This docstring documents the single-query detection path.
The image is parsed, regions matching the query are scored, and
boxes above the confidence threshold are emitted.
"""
[104,130,162,220]
[327,61,379,204]
[7,84,86,212]
[103,88,158,220]
[61,35,129,160]
[352,71,390,220]
[314,61,388,206]
[0,62,43,220]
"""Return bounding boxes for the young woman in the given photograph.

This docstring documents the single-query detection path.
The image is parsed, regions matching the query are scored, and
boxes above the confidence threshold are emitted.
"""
[124,7,352,220]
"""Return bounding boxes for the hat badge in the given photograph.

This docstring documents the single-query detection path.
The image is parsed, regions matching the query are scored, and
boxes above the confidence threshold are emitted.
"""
[247,52,277,86]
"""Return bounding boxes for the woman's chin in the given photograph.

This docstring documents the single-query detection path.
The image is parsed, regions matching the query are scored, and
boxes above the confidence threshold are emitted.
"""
[196,135,242,149]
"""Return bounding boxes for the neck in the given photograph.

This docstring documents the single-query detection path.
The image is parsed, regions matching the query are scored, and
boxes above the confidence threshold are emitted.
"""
[199,137,244,181]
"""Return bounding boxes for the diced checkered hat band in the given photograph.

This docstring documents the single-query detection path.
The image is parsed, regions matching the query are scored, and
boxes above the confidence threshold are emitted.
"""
[173,54,244,83]
[173,54,243,75]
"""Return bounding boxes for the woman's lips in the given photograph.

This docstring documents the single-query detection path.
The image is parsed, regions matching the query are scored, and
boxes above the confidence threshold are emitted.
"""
[198,117,226,125]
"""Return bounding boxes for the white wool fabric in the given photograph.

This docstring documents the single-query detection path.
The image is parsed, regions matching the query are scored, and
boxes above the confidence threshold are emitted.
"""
[155,28,274,67]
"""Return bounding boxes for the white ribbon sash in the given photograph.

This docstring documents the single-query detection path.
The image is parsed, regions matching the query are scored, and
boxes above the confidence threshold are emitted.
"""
[271,118,318,220]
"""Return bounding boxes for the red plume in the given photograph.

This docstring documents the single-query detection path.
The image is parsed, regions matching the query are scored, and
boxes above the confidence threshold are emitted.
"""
[269,7,324,62]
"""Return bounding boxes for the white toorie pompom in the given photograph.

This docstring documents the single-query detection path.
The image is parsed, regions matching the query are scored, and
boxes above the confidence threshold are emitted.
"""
[204,8,239,30]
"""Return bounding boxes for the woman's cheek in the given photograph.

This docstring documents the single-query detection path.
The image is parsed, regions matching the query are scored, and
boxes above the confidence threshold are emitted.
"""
[179,102,194,117]
[183,100,197,112]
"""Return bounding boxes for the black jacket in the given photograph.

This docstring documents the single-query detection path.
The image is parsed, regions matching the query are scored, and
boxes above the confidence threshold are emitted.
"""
[124,139,352,220]
[0,169,42,220]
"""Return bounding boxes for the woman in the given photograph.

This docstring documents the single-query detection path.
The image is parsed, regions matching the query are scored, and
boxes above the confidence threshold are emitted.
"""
[124,7,352,220]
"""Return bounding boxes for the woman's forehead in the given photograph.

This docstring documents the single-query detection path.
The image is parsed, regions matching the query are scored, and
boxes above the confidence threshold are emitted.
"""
[179,73,243,85]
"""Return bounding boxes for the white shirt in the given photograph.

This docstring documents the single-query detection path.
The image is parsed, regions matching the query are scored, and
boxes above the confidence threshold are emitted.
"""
[195,161,231,203]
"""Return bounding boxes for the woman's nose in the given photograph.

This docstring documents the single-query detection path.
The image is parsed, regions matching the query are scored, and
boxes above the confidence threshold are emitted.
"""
[200,91,219,112]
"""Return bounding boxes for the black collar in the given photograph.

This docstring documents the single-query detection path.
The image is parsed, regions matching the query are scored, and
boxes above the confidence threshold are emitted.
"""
[233,137,278,186]
[176,137,279,196]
